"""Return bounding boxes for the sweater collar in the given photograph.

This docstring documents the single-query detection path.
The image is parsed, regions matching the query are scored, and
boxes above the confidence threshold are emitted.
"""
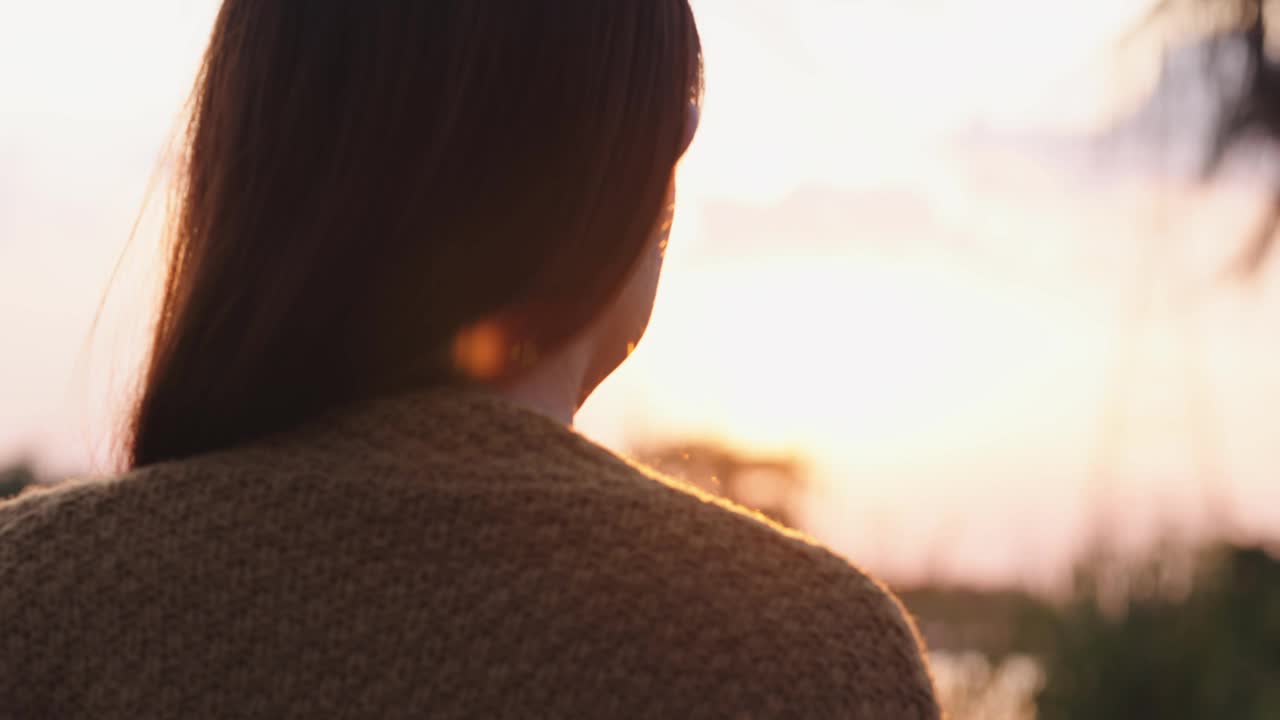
[271,383,632,480]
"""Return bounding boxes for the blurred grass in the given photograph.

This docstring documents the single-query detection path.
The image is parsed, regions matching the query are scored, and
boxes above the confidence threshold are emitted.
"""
[1030,539,1280,719]
[922,539,1280,720]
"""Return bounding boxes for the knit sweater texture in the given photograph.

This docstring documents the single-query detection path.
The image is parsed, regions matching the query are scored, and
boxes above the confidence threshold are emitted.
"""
[0,386,940,719]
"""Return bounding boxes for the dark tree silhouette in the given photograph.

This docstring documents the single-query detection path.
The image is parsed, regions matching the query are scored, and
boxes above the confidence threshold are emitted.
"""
[0,461,38,501]
[631,441,806,529]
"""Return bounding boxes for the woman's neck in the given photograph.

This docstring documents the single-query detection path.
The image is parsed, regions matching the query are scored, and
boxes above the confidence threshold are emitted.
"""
[489,342,591,427]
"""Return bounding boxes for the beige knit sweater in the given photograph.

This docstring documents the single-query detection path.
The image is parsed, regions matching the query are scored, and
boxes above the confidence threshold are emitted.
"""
[0,386,939,719]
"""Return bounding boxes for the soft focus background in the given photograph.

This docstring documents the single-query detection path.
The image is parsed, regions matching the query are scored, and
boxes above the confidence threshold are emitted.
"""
[3,1,1279,717]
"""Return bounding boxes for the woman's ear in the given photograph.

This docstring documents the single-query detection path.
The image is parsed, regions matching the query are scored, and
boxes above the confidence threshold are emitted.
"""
[451,299,586,382]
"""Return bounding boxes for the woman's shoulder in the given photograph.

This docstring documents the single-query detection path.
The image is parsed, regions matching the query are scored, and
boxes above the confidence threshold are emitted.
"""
[0,441,941,717]
[0,473,125,542]
[516,447,939,715]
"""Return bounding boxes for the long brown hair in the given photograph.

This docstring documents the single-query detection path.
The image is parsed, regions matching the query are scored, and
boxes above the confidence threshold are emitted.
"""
[128,1,703,468]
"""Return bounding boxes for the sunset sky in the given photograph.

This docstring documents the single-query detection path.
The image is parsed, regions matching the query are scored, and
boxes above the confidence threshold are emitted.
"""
[2,0,1277,586]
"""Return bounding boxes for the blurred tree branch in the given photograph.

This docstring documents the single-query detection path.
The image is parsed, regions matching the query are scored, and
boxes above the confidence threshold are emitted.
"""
[1147,0,1280,276]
